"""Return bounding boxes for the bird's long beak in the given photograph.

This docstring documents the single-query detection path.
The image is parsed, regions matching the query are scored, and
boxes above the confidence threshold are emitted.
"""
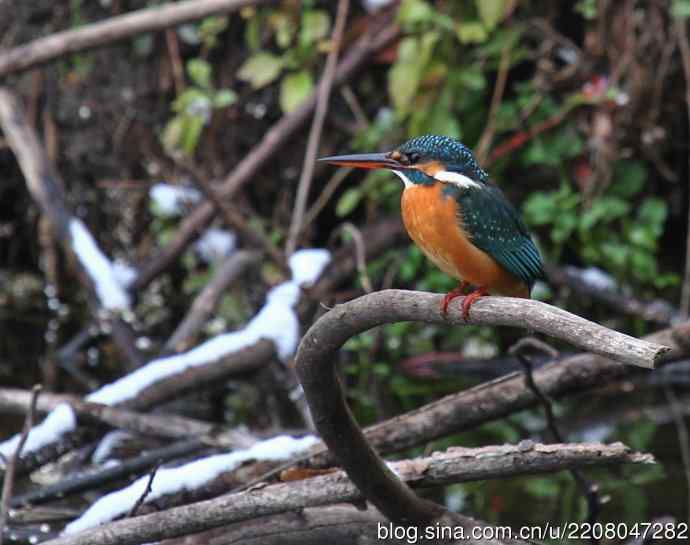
[317,152,404,170]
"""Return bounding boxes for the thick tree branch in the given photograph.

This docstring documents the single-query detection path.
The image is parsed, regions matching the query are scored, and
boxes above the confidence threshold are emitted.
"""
[295,290,668,525]
[41,442,647,545]
[0,0,270,77]
[545,264,679,325]
[349,320,690,464]
[2,218,403,478]
[161,504,393,545]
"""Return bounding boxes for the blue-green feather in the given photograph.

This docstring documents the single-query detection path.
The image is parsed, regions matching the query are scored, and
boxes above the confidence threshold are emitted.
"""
[444,183,545,288]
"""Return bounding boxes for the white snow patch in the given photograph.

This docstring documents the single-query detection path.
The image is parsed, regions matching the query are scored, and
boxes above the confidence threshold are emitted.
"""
[92,431,132,464]
[288,249,331,287]
[69,220,131,311]
[87,249,331,405]
[578,266,617,291]
[64,434,319,534]
[195,229,236,262]
[0,404,76,461]
[149,184,201,216]
[111,261,137,289]
[361,0,395,12]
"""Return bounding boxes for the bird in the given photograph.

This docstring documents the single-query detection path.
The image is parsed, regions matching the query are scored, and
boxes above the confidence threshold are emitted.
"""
[317,134,545,319]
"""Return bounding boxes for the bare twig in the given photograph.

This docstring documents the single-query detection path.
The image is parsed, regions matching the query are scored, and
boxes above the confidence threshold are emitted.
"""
[301,167,351,232]
[164,250,261,353]
[295,290,668,526]
[41,442,650,545]
[128,464,160,517]
[675,18,690,318]
[0,0,269,77]
[330,222,373,293]
[509,340,601,540]
[0,384,41,545]
[165,29,185,95]
[546,264,680,325]
[663,384,690,523]
[285,0,350,256]
[190,174,288,274]
[476,45,511,163]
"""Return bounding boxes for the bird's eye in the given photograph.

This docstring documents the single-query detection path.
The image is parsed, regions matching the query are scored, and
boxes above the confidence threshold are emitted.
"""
[408,152,420,164]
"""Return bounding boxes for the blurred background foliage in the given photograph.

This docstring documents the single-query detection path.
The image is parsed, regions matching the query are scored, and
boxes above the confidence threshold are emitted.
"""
[2,0,690,538]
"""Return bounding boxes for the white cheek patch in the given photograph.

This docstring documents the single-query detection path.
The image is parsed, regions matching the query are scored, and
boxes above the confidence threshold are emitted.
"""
[392,170,414,188]
[434,170,480,189]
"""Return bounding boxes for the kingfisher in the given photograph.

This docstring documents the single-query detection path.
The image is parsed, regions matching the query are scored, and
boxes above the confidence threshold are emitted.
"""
[318,135,545,319]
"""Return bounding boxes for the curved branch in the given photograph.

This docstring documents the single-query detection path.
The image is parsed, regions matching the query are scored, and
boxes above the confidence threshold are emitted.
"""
[295,290,670,525]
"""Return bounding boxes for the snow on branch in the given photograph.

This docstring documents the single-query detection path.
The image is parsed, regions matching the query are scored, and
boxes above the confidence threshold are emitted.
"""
[64,434,319,534]
[0,88,134,313]
[69,220,131,311]
[0,249,331,461]
[43,441,649,545]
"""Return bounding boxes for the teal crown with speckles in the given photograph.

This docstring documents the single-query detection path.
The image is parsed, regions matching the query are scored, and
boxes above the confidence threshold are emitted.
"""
[398,135,489,184]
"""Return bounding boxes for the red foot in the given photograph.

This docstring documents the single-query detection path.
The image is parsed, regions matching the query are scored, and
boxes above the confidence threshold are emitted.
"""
[441,281,471,315]
[461,287,489,321]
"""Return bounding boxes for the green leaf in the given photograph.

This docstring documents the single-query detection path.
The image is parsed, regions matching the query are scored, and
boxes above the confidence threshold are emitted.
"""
[237,52,284,89]
[456,21,488,44]
[187,59,212,89]
[456,66,486,91]
[388,32,438,113]
[213,89,237,108]
[271,13,296,49]
[476,0,505,30]
[336,188,363,217]
[672,0,690,18]
[180,115,205,155]
[172,88,208,113]
[575,0,598,19]
[199,16,228,49]
[524,477,560,498]
[638,198,667,227]
[161,116,184,155]
[398,0,435,27]
[245,15,262,50]
[611,160,646,198]
[279,70,313,113]
[523,192,557,225]
[300,10,331,46]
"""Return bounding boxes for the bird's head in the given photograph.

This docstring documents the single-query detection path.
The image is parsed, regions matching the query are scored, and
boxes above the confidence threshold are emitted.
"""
[318,135,488,189]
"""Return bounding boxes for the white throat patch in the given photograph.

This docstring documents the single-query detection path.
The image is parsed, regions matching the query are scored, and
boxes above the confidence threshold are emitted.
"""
[433,170,480,189]
[392,170,414,188]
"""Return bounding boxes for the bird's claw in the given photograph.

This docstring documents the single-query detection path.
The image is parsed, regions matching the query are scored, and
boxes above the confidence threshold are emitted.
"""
[440,285,488,320]
[460,287,488,320]
[440,282,470,316]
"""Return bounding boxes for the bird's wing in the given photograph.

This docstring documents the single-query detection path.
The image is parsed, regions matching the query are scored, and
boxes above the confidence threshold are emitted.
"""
[449,183,545,288]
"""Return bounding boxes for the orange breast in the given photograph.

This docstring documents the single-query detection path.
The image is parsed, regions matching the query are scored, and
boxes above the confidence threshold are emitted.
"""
[400,182,528,297]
